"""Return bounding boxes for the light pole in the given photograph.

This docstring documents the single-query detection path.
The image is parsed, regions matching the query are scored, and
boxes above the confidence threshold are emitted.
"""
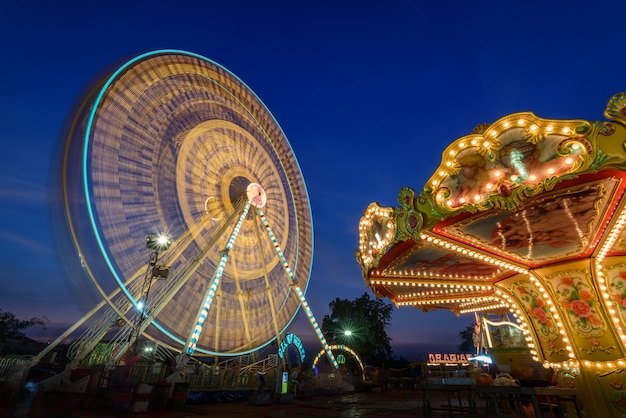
[132,233,171,353]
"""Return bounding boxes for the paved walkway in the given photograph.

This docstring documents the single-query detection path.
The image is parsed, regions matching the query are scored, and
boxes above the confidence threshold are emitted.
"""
[6,389,425,418]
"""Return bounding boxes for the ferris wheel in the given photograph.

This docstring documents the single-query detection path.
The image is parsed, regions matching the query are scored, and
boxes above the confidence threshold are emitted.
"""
[51,50,337,368]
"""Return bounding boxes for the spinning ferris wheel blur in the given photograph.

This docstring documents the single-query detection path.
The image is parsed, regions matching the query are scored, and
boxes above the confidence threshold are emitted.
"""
[51,50,336,367]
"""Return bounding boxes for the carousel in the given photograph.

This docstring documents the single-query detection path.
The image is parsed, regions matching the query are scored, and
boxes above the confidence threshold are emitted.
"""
[357,92,626,417]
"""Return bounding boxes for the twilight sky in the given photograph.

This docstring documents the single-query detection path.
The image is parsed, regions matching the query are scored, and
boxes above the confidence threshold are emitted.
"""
[2,0,626,362]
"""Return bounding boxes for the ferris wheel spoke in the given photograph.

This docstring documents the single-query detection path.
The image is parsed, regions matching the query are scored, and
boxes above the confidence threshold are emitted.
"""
[184,201,252,356]
[257,208,339,368]
[81,209,226,362]
[253,213,283,345]
[230,255,254,350]
[98,195,250,363]
[139,196,251,336]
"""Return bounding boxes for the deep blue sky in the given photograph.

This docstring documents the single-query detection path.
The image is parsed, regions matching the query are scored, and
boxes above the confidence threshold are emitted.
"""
[2,0,626,362]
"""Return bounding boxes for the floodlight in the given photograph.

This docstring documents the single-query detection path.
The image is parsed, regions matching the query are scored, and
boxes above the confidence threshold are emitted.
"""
[146,233,172,251]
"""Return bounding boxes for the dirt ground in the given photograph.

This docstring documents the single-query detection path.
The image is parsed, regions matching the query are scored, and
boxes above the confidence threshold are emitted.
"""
[4,388,426,418]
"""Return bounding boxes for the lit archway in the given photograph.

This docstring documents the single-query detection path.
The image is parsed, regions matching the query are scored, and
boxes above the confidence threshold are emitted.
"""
[312,344,365,378]
[278,333,306,364]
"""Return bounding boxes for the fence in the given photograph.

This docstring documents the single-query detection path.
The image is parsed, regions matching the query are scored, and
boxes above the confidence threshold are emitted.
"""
[0,357,32,385]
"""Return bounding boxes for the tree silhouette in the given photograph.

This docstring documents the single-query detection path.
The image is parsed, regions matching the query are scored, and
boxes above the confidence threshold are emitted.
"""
[0,309,47,343]
[321,293,393,367]
[456,323,475,353]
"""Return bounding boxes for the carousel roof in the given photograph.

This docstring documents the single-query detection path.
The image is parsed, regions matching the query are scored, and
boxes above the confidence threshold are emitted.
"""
[357,92,626,316]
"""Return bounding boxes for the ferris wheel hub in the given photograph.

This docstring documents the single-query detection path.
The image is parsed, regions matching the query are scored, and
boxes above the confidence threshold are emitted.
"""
[247,183,267,208]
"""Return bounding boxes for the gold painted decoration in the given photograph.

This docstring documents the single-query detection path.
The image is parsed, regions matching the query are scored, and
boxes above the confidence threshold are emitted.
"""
[604,92,626,127]
[427,113,592,213]
[357,202,396,270]
[395,186,424,243]
[597,371,626,414]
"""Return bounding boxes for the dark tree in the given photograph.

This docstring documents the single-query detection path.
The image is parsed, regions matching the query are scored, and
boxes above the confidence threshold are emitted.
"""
[0,309,47,343]
[456,323,476,353]
[321,293,393,367]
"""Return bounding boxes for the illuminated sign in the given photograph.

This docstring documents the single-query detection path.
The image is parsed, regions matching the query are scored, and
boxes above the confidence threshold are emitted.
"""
[427,353,473,364]
[281,371,289,394]
[278,333,306,363]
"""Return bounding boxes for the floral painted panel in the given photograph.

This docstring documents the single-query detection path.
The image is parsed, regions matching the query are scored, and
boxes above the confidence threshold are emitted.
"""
[547,270,605,338]
[513,282,556,337]
[606,264,626,324]
[511,281,566,358]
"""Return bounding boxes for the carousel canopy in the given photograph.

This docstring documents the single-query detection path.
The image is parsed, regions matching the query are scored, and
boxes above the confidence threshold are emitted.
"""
[357,92,626,316]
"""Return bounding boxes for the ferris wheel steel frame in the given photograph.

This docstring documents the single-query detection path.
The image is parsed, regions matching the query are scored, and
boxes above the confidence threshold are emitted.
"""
[55,49,339,367]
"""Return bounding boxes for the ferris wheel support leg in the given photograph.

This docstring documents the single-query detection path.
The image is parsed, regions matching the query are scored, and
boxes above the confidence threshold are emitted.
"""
[257,209,339,369]
[179,202,251,364]
[252,214,284,352]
